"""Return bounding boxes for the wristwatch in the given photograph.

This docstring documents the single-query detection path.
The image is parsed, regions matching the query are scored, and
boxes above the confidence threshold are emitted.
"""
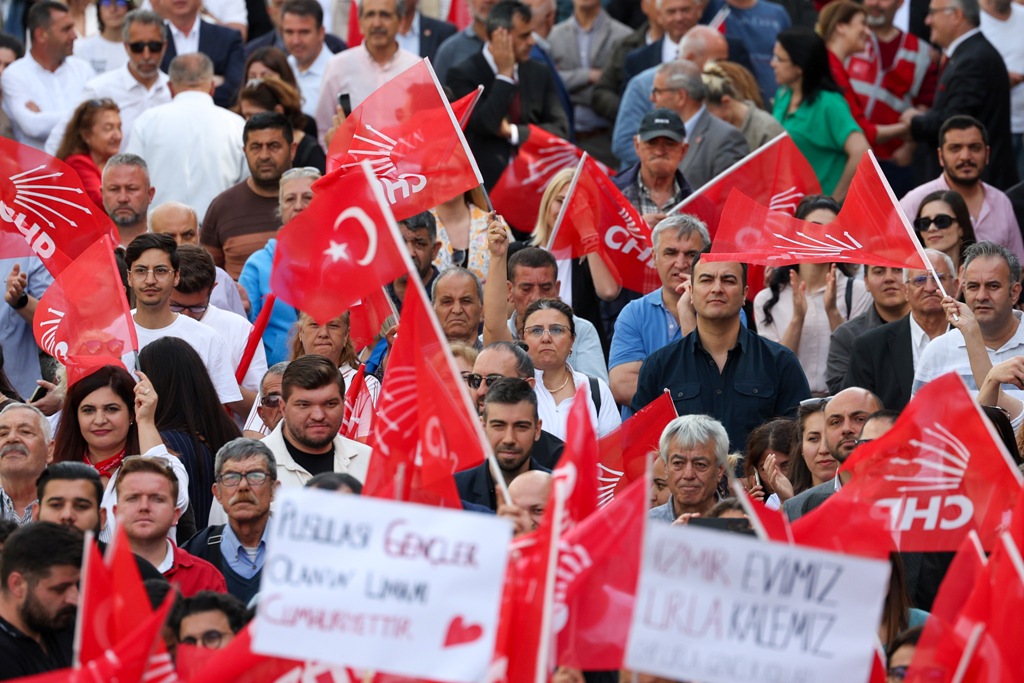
[10,293,28,310]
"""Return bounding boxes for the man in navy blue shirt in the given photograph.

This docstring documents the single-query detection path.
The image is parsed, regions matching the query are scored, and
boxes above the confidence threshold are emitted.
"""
[633,253,810,452]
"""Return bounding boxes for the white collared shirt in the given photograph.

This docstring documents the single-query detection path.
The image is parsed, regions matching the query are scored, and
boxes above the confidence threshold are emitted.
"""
[44,64,172,155]
[907,313,948,367]
[0,53,97,149]
[289,44,332,117]
[396,11,421,58]
[661,34,680,63]
[944,26,981,57]
[167,16,202,56]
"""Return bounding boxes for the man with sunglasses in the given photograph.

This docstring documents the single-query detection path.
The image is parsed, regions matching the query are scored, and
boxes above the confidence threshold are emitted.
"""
[43,10,171,155]
[171,245,267,424]
[183,439,278,604]
[242,363,287,439]
[900,115,1023,261]
[844,250,956,410]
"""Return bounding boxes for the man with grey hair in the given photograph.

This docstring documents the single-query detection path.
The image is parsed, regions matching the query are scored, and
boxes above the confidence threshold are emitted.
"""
[100,154,155,249]
[649,414,728,522]
[844,250,956,410]
[902,0,1017,189]
[43,10,172,155]
[389,211,441,311]
[182,437,278,604]
[646,59,749,189]
[432,267,485,349]
[608,213,709,407]
[914,241,1024,420]
[243,361,289,438]
[0,403,53,526]
[126,53,248,223]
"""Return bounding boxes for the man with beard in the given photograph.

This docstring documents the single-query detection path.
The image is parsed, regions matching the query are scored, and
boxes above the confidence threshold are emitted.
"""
[102,154,155,249]
[183,439,278,604]
[901,116,1023,260]
[201,112,294,280]
[0,522,83,680]
[264,355,372,488]
[388,211,441,311]
[456,377,550,511]
[0,404,52,527]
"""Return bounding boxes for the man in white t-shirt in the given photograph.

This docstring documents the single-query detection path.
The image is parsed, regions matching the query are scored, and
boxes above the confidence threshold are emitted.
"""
[124,233,243,407]
[171,244,267,424]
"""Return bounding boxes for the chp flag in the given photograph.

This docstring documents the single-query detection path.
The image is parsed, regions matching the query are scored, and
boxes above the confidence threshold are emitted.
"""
[316,59,483,222]
[0,136,118,276]
[547,153,661,294]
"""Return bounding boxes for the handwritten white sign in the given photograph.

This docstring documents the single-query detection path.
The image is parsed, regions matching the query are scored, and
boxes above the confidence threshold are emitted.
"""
[624,523,890,683]
[253,488,511,683]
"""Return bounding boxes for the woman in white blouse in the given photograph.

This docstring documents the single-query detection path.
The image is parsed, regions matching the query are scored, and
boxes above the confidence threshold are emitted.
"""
[520,298,620,440]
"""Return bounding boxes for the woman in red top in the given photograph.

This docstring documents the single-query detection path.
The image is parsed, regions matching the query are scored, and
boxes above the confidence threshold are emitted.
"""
[55,98,122,213]
[818,1,908,147]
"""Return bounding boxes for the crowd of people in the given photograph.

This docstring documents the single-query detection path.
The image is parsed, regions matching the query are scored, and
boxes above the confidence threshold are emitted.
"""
[2,0,1024,678]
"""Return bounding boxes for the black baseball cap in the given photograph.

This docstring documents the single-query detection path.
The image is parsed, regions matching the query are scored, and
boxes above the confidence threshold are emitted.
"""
[636,108,686,143]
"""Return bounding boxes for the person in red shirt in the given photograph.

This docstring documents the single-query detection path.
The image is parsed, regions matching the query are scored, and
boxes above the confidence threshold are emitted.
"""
[113,457,226,597]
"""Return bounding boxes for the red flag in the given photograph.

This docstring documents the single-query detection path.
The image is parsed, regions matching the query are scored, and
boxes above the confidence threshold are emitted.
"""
[348,286,396,354]
[316,60,483,222]
[596,391,676,506]
[32,236,137,386]
[451,86,484,130]
[179,625,319,683]
[704,151,930,270]
[341,363,372,440]
[362,275,487,508]
[731,479,794,543]
[73,540,112,666]
[548,154,660,294]
[555,475,646,671]
[979,534,1024,681]
[0,137,117,277]
[548,389,599,531]
[791,492,896,560]
[446,0,471,30]
[836,372,1023,551]
[271,163,408,325]
[490,126,612,234]
[346,0,362,45]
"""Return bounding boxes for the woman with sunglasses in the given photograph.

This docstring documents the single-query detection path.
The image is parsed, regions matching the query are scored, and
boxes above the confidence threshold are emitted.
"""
[521,298,620,440]
[140,338,241,529]
[913,190,976,277]
[74,0,134,74]
[55,98,122,212]
[51,364,189,542]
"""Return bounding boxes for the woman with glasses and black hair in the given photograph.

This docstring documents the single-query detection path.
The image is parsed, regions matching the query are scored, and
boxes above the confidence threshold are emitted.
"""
[55,98,122,212]
[139,337,241,529]
[754,195,871,396]
[913,190,976,277]
[521,298,620,439]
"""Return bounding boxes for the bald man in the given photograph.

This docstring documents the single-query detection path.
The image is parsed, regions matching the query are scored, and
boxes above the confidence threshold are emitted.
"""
[150,201,248,317]
[783,388,884,521]
[508,470,551,530]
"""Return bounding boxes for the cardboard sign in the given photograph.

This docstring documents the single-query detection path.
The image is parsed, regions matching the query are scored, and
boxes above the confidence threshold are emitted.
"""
[253,488,511,682]
[625,523,890,683]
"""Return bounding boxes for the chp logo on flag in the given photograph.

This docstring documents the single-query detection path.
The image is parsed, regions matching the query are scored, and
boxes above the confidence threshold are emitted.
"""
[336,124,428,206]
[552,539,593,634]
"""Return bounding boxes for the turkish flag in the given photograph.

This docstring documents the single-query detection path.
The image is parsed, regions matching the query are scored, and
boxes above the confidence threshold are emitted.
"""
[446,0,471,29]
[272,163,409,325]
[555,475,646,671]
[548,390,600,532]
[362,275,487,508]
[32,236,137,384]
[347,0,362,45]
[341,363,372,441]
[548,154,660,294]
[490,126,612,235]
[451,86,484,130]
[704,151,930,270]
[73,541,113,666]
[836,372,1023,551]
[316,60,483,222]
[596,391,676,506]
[348,285,396,353]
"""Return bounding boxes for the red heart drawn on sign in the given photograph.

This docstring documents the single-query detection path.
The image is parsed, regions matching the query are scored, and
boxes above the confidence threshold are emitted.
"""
[444,616,483,647]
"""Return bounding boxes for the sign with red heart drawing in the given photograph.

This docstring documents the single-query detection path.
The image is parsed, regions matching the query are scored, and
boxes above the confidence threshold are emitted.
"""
[253,488,512,682]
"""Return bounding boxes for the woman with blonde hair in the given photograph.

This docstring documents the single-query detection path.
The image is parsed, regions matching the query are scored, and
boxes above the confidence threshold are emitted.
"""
[702,61,785,150]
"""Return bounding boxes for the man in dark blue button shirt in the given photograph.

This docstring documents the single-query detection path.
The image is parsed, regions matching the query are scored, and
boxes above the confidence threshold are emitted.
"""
[633,253,811,452]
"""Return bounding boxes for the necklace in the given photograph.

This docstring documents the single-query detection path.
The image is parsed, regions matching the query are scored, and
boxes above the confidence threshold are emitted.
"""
[545,367,571,393]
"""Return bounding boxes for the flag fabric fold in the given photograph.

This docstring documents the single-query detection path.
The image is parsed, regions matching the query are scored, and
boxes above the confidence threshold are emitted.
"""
[596,391,676,506]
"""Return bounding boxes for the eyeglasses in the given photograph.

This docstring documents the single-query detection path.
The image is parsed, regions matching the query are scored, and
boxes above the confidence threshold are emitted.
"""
[100,0,131,7]
[524,324,570,339]
[79,338,125,355]
[464,373,504,389]
[887,666,908,682]
[650,86,682,96]
[169,302,209,315]
[216,471,271,487]
[925,5,956,14]
[282,166,322,181]
[907,273,951,288]
[127,40,165,54]
[913,214,957,231]
[260,393,282,408]
[130,265,174,279]
[799,396,832,408]
[180,629,233,648]
[86,97,116,108]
